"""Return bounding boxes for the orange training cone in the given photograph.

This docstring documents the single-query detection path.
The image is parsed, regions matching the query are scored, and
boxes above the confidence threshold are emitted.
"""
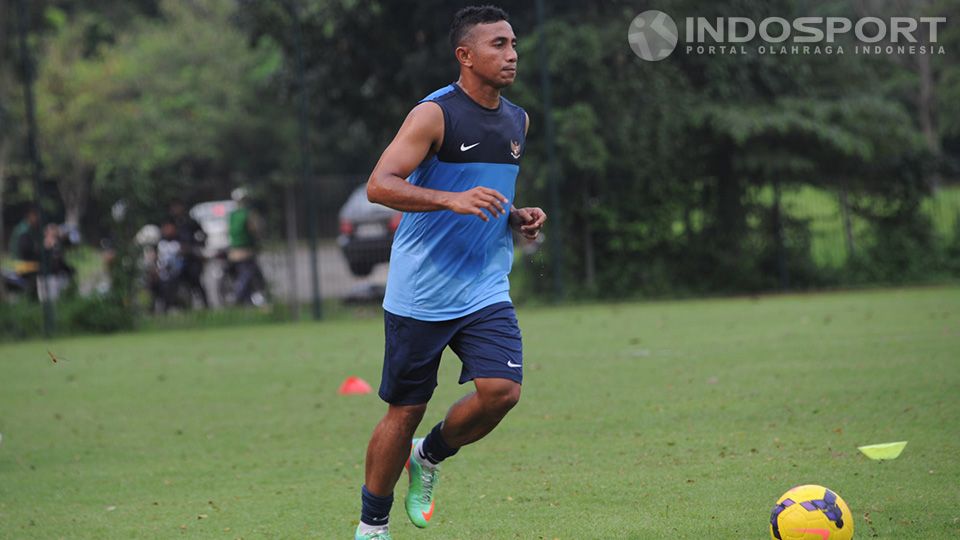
[338,376,373,395]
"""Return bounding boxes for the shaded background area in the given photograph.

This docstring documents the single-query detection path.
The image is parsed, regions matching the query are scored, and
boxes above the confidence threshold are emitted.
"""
[2,0,960,338]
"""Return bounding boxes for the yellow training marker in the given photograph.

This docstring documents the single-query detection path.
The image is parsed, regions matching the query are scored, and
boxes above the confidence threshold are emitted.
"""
[857,441,908,460]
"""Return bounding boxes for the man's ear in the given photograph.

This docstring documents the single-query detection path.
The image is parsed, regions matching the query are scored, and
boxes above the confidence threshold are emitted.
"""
[455,45,473,67]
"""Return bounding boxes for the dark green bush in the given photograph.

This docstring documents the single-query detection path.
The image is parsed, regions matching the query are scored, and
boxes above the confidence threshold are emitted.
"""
[847,208,948,284]
[0,301,45,341]
[0,294,135,342]
[59,294,136,334]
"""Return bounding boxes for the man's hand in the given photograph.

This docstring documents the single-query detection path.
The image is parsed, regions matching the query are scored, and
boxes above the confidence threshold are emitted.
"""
[509,206,547,239]
[446,186,509,222]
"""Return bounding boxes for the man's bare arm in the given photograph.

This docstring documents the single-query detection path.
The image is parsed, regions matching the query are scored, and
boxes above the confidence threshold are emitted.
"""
[367,102,508,222]
[509,112,547,239]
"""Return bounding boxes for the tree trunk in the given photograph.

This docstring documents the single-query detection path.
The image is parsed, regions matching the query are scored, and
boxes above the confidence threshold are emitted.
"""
[772,178,788,290]
[839,183,856,260]
[916,51,941,192]
[715,145,743,254]
[57,168,88,229]
[0,137,8,300]
[0,0,7,69]
[683,203,693,241]
[0,0,9,300]
[284,180,299,319]
[582,194,596,293]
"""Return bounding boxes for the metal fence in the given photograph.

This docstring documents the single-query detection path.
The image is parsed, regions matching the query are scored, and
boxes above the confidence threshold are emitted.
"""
[4,180,959,323]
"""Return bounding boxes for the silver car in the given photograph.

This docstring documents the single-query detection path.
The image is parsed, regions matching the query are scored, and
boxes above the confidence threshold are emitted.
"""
[337,185,401,276]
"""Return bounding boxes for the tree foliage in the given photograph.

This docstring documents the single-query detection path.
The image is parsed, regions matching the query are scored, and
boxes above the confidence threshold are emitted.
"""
[34,0,288,222]
[3,0,957,298]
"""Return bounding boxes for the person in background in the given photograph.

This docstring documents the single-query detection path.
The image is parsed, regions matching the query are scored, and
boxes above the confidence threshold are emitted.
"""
[133,225,161,310]
[9,206,42,299]
[40,223,75,301]
[227,188,266,305]
[169,199,209,308]
[156,220,184,311]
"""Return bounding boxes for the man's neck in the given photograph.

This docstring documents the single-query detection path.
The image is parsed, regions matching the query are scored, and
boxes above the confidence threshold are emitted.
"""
[456,77,501,109]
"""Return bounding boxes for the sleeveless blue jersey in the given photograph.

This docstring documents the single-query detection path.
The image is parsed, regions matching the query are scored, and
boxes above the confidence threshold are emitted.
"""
[383,84,526,321]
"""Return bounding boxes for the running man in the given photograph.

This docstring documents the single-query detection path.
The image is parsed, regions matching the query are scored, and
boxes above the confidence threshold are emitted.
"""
[355,5,545,539]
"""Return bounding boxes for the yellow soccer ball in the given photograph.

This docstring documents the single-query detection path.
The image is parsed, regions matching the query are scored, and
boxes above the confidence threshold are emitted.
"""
[769,484,854,540]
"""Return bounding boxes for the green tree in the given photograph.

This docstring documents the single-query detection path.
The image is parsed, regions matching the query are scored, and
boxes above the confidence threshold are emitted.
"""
[508,0,937,295]
[34,0,288,224]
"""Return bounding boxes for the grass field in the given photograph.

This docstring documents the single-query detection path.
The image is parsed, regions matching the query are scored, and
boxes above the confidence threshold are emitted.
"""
[1,287,958,539]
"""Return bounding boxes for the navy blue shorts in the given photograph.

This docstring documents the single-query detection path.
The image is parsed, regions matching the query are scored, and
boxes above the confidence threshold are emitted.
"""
[379,302,523,405]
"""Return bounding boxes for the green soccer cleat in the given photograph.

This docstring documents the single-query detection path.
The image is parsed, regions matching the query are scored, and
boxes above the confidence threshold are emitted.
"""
[404,438,439,528]
[354,524,392,540]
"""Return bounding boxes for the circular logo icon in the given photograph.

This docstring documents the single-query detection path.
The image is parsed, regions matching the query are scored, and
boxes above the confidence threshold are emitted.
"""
[628,10,678,61]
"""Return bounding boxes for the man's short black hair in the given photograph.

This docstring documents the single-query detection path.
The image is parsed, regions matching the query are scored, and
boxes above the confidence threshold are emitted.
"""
[449,5,509,48]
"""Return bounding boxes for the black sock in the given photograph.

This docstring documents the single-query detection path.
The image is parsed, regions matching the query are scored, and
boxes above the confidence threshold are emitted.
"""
[420,421,459,465]
[360,485,392,527]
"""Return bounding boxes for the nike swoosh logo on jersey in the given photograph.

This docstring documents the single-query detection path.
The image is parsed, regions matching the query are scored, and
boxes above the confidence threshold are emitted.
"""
[460,142,480,151]
[506,360,522,368]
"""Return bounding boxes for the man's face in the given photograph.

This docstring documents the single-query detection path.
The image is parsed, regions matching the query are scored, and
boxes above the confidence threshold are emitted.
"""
[460,20,518,88]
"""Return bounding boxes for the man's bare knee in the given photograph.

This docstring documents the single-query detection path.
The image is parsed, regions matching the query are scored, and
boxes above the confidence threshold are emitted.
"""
[477,380,521,414]
[385,403,427,433]
[499,387,521,412]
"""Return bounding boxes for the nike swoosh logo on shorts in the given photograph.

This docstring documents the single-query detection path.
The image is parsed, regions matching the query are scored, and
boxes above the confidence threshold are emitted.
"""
[460,142,480,151]
[506,361,522,368]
